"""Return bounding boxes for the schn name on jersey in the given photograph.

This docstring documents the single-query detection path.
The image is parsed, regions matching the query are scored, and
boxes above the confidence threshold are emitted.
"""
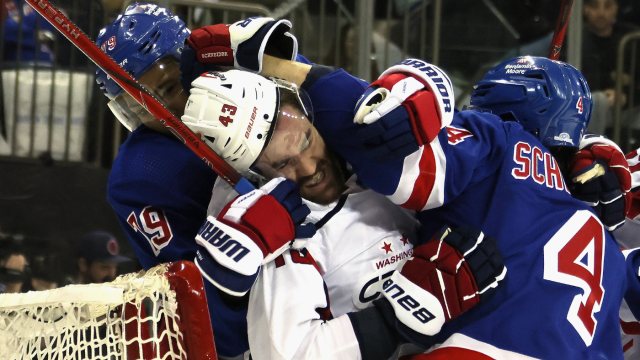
[511,141,570,193]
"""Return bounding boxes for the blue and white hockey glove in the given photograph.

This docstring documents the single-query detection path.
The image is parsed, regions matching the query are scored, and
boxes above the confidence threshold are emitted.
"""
[351,226,506,350]
[195,177,315,296]
[353,59,455,164]
[180,17,298,94]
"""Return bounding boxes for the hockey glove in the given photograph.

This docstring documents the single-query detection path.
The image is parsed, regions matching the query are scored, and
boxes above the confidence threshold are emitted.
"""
[374,226,506,346]
[353,59,454,164]
[195,177,315,296]
[180,17,297,94]
[569,136,632,231]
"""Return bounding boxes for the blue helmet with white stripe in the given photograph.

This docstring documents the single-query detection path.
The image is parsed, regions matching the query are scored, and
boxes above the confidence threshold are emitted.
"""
[95,2,189,99]
[470,56,592,149]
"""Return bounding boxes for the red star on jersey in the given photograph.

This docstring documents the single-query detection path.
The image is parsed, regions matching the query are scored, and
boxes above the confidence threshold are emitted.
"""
[400,237,409,246]
[381,242,393,254]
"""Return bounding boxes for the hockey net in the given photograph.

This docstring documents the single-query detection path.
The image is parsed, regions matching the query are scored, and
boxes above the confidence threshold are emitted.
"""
[0,261,217,360]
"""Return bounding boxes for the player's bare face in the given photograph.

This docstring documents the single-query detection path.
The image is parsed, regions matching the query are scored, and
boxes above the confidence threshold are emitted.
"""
[121,56,188,125]
[255,104,346,205]
[87,261,117,283]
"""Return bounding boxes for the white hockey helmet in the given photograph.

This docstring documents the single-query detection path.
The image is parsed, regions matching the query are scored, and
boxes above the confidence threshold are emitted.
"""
[182,70,313,174]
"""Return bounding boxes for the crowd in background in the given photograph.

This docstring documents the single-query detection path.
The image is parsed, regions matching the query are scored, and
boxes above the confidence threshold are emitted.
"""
[0,226,135,294]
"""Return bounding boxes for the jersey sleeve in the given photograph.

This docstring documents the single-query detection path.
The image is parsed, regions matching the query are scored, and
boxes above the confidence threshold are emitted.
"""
[386,112,508,211]
[322,108,508,212]
[247,249,360,360]
[107,128,218,269]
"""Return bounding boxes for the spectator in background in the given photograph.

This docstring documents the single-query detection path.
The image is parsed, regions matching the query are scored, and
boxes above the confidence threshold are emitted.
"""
[578,0,639,137]
[2,0,55,64]
[22,252,61,291]
[0,232,26,294]
[582,0,638,105]
[72,231,130,284]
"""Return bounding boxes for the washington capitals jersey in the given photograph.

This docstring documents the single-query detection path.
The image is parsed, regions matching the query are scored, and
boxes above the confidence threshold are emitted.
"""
[107,126,249,357]
[303,65,640,359]
[208,176,420,360]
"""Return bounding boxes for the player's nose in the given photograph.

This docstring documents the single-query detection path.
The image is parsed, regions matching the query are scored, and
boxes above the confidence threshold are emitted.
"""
[295,154,317,178]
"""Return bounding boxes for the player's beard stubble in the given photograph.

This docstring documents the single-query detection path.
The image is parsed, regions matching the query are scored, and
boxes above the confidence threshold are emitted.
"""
[297,147,347,206]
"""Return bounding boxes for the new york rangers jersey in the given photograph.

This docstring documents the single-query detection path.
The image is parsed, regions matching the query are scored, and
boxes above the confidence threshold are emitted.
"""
[303,64,640,359]
[106,126,250,357]
[207,176,420,360]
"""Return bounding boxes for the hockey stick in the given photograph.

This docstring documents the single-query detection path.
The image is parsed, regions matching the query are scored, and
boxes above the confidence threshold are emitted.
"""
[547,0,574,60]
[25,0,254,195]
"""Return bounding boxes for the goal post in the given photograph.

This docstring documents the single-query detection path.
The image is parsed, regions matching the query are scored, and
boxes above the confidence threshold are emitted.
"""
[0,261,217,360]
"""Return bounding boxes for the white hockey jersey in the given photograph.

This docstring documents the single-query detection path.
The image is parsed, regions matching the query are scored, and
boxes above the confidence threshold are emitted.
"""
[207,176,420,360]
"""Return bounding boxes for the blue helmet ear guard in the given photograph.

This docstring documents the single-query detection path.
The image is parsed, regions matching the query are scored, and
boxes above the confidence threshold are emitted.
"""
[470,56,592,149]
[95,3,190,99]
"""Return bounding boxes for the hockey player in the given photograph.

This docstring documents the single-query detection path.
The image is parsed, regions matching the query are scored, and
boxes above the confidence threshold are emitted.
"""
[341,56,640,359]
[94,4,300,357]
[96,6,503,359]
[183,29,640,358]
[181,69,506,360]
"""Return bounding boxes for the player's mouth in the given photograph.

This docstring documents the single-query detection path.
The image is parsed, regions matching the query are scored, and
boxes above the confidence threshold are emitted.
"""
[305,169,325,188]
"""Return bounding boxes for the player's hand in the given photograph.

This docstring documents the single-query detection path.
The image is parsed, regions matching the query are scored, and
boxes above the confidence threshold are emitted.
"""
[195,177,315,296]
[352,60,454,164]
[569,135,632,231]
[375,226,506,345]
[179,17,297,94]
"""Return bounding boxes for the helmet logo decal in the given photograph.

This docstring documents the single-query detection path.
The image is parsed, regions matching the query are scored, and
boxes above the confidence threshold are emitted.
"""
[202,71,226,80]
[219,104,237,127]
[100,36,116,52]
[245,107,258,139]
[576,98,584,114]
[553,132,574,145]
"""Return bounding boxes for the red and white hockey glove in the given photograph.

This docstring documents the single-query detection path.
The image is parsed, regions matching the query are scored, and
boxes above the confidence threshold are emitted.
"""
[376,226,506,344]
[195,177,315,296]
[352,59,455,163]
[569,135,633,230]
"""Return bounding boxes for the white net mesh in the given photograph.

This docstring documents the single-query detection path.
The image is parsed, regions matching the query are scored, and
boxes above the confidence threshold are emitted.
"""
[0,264,188,360]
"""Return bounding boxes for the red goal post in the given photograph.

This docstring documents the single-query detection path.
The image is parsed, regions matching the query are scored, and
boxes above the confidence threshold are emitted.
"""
[0,261,217,360]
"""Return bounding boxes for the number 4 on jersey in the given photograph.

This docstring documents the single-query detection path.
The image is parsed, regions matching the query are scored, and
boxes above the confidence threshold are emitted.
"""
[544,210,605,346]
[446,126,473,145]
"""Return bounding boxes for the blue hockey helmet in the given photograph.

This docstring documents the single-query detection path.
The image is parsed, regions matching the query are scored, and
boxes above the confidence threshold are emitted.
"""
[95,2,190,99]
[470,56,592,148]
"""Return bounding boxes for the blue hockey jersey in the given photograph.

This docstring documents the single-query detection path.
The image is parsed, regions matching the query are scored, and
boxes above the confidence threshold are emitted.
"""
[306,66,640,359]
[107,126,249,357]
